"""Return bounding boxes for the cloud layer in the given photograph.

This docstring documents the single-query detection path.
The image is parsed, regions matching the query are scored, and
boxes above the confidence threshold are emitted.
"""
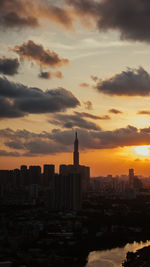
[74,111,110,120]
[2,125,150,156]
[96,67,150,96]
[0,77,80,118]
[2,0,150,43]
[49,113,102,131]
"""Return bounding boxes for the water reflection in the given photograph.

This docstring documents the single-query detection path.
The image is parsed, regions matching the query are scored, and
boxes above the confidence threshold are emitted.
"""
[86,240,150,267]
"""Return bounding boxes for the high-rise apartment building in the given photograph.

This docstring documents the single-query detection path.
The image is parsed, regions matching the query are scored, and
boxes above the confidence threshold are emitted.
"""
[43,164,55,187]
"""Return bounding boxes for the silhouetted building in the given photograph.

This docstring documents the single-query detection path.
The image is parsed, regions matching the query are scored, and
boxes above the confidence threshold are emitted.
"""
[20,165,29,186]
[13,169,21,187]
[51,173,82,211]
[129,168,134,186]
[29,166,41,185]
[29,184,39,202]
[43,164,55,187]
[21,165,27,171]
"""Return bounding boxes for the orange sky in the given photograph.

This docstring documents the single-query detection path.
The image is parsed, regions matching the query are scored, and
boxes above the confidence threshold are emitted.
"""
[1,0,150,176]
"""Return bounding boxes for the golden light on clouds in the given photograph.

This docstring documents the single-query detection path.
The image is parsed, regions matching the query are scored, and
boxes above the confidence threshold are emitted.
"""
[2,0,150,176]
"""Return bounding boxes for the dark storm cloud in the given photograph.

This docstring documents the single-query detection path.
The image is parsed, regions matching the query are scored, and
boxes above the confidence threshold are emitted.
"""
[2,124,150,157]
[109,109,123,114]
[0,77,80,118]
[137,110,150,115]
[49,113,101,131]
[0,57,20,75]
[66,0,150,43]
[13,40,69,68]
[96,67,150,96]
[39,71,63,79]
[74,111,110,120]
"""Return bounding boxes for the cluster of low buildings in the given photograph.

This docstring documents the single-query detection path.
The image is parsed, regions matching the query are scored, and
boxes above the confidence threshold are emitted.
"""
[90,169,144,199]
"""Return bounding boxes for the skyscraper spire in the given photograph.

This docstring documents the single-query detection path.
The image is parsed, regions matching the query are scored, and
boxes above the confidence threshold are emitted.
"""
[73,132,79,167]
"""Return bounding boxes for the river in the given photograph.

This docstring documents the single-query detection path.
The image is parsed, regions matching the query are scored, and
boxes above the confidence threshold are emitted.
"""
[86,240,150,267]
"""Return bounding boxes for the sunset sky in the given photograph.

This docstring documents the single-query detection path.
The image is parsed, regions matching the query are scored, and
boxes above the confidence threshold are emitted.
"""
[1,0,150,176]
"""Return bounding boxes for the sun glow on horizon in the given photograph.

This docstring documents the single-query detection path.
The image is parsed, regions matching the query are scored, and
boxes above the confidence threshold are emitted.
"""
[133,145,150,156]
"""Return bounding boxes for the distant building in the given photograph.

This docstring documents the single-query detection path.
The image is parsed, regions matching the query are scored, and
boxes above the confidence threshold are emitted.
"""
[29,184,39,201]
[129,168,134,186]
[129,168,142,191]
[20,165,27,171]
[20,165,29,186]
[43,164,55,187]
[29,166,41,185]
[51,172,82,211]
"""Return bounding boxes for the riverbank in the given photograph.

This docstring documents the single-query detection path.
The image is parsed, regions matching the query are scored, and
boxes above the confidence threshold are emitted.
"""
[123,245,150,267]
[58,232,150,267]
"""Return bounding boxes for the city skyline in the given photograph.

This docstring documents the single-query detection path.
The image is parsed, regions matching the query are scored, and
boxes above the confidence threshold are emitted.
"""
[1,0,150,176]
[0,132,146,179]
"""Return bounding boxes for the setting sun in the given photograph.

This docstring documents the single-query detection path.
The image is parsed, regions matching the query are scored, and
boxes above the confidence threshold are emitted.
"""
[133,146,150,156]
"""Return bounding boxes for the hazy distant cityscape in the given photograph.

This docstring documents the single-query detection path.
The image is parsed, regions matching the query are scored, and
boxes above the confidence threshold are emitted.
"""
[1,133,150,209]
[1,134,150,266]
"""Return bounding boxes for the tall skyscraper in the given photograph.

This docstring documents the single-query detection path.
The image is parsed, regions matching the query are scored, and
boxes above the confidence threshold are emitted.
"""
[60,132,90,197]
[73,132,79,167]
[129,168,134,187]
